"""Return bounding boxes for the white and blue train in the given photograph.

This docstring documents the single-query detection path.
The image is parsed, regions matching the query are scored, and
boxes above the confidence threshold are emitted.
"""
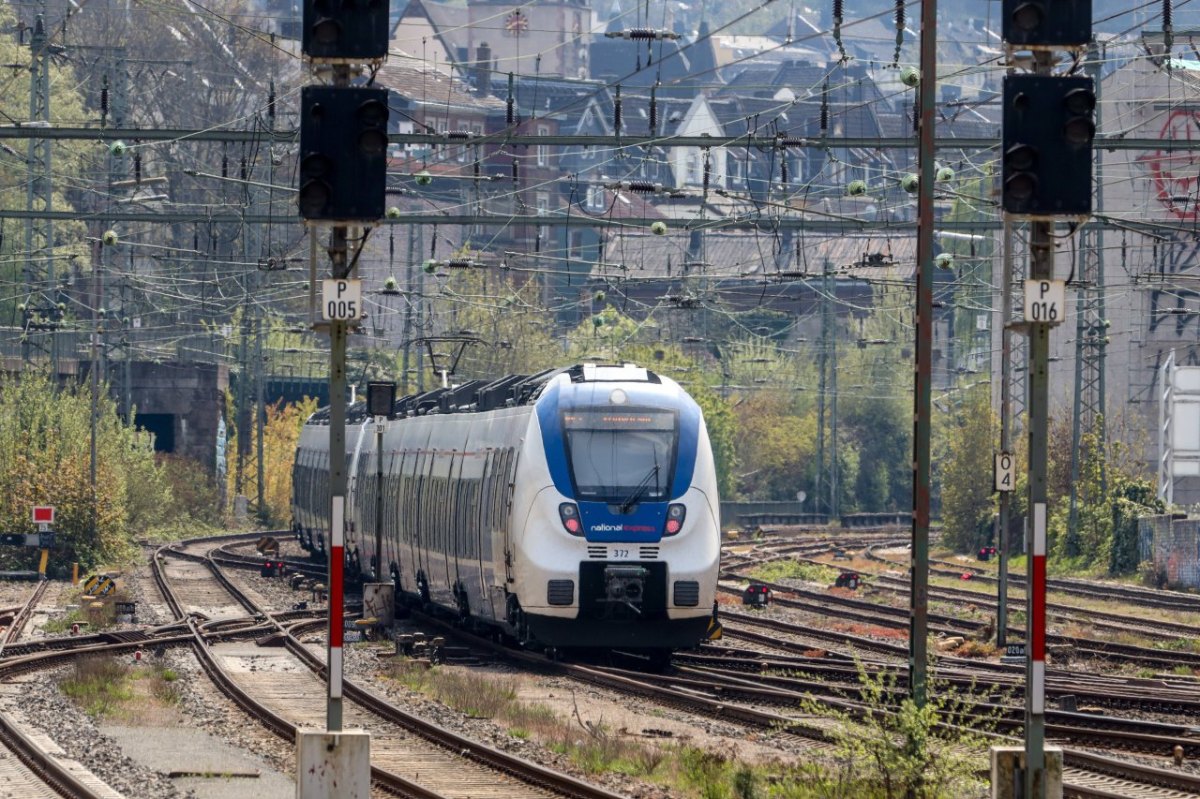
[292,362,722,653]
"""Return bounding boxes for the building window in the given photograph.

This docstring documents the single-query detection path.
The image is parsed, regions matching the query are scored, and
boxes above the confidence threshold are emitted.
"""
[536,192,550,251]
[536,125,550,166]
[586,185,605,210]
[685,151,700,184]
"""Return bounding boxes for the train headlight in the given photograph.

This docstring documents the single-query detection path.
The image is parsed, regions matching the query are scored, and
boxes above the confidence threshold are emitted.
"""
[664,503,686,535]
[559,503,583,535]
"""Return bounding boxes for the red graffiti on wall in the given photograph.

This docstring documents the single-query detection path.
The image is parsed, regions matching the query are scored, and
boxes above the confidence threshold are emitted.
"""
[1140,110,1200,220]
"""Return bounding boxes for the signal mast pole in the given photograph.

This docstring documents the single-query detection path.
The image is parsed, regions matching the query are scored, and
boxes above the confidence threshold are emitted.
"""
[1000,1,1094,793]
[909,0,937,710]
[298,0,388,791]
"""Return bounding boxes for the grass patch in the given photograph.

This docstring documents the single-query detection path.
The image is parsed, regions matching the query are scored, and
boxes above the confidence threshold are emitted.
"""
[384,657,902,791]
[42,608,86,635]
[59,656,185,721]
[60,656,134,717]
[749,559,841,586]
[140,665,184,705]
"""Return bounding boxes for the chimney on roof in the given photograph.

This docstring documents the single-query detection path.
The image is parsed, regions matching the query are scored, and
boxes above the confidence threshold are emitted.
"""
[475,42,492,97]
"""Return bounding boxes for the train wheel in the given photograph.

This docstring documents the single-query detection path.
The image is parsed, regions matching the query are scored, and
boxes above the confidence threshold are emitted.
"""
[416,572,431,607]
[453,582,470,623]
[505,595,529,644]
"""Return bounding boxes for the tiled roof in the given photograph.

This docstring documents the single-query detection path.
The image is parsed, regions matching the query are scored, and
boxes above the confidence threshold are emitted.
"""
[378,54,507,110]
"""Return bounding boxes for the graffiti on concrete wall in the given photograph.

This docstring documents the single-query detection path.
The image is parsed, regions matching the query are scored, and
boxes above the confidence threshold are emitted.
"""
[1140,109,1200,221]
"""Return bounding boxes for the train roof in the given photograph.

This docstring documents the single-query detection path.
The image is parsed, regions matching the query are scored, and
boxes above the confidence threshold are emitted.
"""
[306,363,665,425]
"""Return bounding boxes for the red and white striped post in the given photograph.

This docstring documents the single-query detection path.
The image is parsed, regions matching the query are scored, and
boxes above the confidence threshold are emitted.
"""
[1029,501,1046,716]
[328,494,345,723]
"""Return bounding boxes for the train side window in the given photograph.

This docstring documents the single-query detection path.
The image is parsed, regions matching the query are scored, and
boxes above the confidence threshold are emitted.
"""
[438,474,449,553]
[480,451,495,540]
[492,450,506,526]
[443,467,453,553]
[468,479,481,557]
[414,467,425,547]
[437,460,447,552]
[459,478,470,558]
[400,467,411,543]
[448,456,460,557]
[425,458,434,549]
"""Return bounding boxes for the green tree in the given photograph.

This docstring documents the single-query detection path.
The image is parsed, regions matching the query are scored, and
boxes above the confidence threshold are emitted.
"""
[437,270,562,381]
[939,385,997,553]
[733,389,816,500]
[1109,468,1163,575]
[841,391,910,511]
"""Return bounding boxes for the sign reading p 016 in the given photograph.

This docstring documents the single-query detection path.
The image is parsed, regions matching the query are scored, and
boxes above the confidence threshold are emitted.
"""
[1024,279,1065,325]
[322,279,363,321]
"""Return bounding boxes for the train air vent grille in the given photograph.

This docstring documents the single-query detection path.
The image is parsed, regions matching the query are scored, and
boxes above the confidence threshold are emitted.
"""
[673,580,700,607]
[639,547,660,559]
[587,546,607,559]
[547,580,575,606]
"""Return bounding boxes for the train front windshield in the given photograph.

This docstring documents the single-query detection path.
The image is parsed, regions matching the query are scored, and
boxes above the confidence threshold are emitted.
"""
[562,409,677,504]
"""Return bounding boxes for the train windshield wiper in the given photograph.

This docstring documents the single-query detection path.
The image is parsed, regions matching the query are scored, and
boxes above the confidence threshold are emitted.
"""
[619,464,660,514]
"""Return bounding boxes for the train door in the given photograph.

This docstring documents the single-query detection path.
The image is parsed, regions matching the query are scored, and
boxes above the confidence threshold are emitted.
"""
[382,450,399,586]
[412,446,432,603]
[395,448,417,595]
[440,450,463,604]
[345,422,369,570]
[476,448,498,621]
[500,446,519,585]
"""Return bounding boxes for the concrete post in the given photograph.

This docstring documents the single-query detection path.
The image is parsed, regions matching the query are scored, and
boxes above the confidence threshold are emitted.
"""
[991,745,1062,799]
[363,582,394,627]
[296,728,370,799]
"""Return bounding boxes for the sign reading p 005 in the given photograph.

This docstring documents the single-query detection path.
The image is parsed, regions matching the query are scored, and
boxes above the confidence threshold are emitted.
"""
[322,279,363,321]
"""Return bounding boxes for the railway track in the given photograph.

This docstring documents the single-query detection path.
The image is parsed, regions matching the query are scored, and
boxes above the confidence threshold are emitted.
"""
[0,580,197,799]
[725,540,1200,672]
[864,544,1200,640]
[920,552,1200,615]
[430,614,1200,799]
[152,539,627,799]
[713,545,1200,797]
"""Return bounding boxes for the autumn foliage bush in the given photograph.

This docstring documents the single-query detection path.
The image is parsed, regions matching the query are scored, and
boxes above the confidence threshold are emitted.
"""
[223,396,317,526]
[0,374,172,570]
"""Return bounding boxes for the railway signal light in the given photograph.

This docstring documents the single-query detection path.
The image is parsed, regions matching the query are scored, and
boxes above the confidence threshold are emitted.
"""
[303,0,389,60]
[1002,0,1091,46]
[298,86,389,221]
[742,583,771,606]
[1002,74,1095,216]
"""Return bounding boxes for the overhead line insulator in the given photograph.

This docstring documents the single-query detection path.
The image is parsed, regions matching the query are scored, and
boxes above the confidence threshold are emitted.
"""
[604,28,679,40]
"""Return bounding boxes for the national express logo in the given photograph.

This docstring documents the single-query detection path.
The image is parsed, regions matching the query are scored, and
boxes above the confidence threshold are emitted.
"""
[590,524,656,533]
[1140,110,1200,220]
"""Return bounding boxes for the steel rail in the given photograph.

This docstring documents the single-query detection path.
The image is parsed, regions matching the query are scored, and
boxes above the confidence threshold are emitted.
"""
[158,542,630,799]
[0,581,49,658]
[0,708,111,799]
